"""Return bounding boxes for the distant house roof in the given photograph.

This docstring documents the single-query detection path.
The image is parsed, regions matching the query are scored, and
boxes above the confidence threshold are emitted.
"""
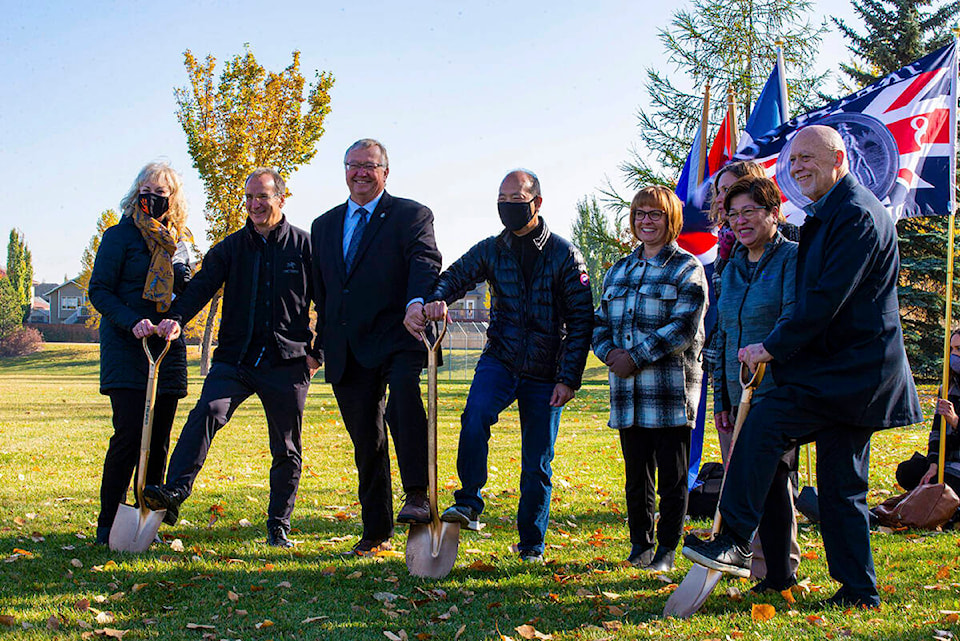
[35,282,60,299]
[32,296,49,311]
[0,268,5,278]
[43,280,81,297]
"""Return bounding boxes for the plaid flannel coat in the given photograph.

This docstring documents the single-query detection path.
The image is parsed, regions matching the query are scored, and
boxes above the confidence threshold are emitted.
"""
[592,242,708,430]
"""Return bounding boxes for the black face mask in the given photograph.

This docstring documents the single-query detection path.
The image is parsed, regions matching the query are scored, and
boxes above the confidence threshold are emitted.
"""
[138,192,169,220]
[497,199,536,231]
[951,354,960,374]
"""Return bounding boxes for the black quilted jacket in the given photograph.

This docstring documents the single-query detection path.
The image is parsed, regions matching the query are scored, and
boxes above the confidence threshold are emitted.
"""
[428,221,594,388]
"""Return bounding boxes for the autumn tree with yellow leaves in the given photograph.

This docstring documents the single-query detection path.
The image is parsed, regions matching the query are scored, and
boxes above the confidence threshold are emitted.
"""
[174,46,334,373]
[78,209,119,329]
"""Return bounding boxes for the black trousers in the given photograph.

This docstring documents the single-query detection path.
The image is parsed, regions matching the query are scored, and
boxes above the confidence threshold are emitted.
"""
[619,425,691,551]
[98,390,179,529]
[755,447,798,586]
[165,359,310,530]
[332,348,428,541]
[720,388,877,601]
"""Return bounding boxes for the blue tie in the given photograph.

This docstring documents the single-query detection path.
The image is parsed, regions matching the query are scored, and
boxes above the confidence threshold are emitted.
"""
[345,207,368,271]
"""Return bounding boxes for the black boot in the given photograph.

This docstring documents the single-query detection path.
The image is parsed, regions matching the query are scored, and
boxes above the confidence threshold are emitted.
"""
[646,546,676,572]
[627,544,655,567]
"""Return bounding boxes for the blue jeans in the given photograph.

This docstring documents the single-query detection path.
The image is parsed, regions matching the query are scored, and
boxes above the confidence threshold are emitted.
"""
[454,355,563,554]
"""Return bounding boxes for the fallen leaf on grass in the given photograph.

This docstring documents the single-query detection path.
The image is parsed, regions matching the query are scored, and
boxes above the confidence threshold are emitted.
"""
[12,548,33,558]
[347,571,362,579]
[71,558,83,568]
[600,621,622,631]
[601,591,620,600]
[169,539,184,552]
[227,590,239,602]
[937,566,953,580]
[942,612,960,624]
[186,623,216,630]
[454,624,466,640]
[302,616,329,624]
[467,559,495,572]
[751,603,775,622]
[515,623,552,639]
[95,612,115,625]
[277,581,292,588]
[881,584,896,594]
[0,615,15,626]
[75,598,90,611]
[726,587,743,601]
[780,588,796,604]
[801,551,818,560]
[255,620,274,629]
[47,615,61,630]
[806,614,826,626]
[384,631,409,641]
[238,518,253,527]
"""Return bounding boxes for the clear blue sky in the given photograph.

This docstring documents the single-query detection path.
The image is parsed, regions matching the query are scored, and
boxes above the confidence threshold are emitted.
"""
[2,0,857,282]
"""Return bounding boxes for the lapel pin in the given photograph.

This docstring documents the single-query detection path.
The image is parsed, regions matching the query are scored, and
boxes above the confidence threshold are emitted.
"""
[380,213,385,218]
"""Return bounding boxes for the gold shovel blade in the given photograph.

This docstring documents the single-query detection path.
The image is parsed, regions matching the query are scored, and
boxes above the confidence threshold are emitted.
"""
[405,520,461,579]
[662,564,723,618]
[108,503,166,553]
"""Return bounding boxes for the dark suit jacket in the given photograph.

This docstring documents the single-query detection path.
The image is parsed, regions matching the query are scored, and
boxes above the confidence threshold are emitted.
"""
[311,191,442,384]
[763,173,922,429]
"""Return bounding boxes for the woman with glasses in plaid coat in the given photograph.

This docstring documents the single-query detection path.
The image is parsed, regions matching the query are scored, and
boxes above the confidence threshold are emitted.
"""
[592,185,708,572]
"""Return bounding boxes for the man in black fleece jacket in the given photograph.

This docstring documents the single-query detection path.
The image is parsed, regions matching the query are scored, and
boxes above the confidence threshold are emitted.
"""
[144,167,319,549]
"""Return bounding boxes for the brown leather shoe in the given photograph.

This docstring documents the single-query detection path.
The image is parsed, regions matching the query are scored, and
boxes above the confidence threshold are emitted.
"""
[396,490,431,524]
[342,537,393,557]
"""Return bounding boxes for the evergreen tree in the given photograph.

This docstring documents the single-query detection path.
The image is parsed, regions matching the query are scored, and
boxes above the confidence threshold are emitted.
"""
[570,197,633,303]
[602,0,828,212]
[6,229,32,321]
[835,0,960,379]
[0,277,22,339]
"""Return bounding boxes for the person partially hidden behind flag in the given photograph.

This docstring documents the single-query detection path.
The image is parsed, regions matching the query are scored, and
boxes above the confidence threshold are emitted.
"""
[682,125,922,609]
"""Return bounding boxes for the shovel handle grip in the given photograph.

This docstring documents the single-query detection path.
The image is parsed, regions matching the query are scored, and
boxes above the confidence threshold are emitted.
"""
[418,318,447,353]
[142,336,171,367]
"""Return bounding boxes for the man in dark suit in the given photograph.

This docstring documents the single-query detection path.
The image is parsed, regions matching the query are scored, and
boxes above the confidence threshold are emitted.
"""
[311,138,442,556]
[683,125,922,608]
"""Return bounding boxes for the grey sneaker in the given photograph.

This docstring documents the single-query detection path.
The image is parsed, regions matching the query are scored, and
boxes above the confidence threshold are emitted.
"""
[519,549,544,564]
[440,505,481,531]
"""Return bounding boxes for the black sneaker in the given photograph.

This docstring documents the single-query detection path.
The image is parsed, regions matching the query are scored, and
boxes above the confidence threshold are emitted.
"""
[440,505,481,531]
[142,485,187,519]
[822,586,880,609]
[681,532,752,578]
[751,575,798,594]
[267,526,295,549]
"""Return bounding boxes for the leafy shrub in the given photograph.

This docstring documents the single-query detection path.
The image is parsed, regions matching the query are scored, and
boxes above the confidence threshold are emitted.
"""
[0,327,43,357]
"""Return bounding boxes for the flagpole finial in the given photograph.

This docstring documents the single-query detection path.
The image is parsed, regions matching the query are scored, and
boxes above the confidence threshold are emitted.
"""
[952,25,960,37]
[775,38,784,47]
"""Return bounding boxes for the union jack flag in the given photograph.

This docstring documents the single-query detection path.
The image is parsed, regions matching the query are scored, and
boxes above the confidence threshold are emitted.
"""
[736,41,957,224]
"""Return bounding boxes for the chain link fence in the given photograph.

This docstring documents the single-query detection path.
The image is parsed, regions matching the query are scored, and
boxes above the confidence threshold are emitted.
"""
[437,320,487,380]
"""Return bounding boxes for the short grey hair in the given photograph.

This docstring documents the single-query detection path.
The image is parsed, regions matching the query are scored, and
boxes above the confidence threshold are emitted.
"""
[506,168,541,198]
[344,138,389,169]
[246,167,286,197]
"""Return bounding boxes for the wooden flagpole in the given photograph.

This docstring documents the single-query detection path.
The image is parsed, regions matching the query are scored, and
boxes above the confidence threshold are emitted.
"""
[697,83,711,184]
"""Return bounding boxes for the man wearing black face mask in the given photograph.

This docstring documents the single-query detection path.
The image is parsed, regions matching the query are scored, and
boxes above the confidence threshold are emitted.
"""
[423,169,594,562]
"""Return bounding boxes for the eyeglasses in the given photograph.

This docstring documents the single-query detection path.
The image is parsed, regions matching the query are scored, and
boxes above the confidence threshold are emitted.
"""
[726,206,767,221]
[633,209,665,222]
[345,162,386,171]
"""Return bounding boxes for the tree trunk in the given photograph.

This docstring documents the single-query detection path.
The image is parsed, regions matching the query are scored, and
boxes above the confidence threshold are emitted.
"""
[200,290,222,376]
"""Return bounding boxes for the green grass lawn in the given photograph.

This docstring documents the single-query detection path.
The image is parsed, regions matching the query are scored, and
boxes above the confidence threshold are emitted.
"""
[0,344,958,640]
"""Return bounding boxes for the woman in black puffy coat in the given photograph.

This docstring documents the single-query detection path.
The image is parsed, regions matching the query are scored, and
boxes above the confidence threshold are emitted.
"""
[88,162,194,544]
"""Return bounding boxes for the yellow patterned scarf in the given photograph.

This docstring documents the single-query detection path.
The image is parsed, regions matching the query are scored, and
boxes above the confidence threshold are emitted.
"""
[132,207,179,313]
